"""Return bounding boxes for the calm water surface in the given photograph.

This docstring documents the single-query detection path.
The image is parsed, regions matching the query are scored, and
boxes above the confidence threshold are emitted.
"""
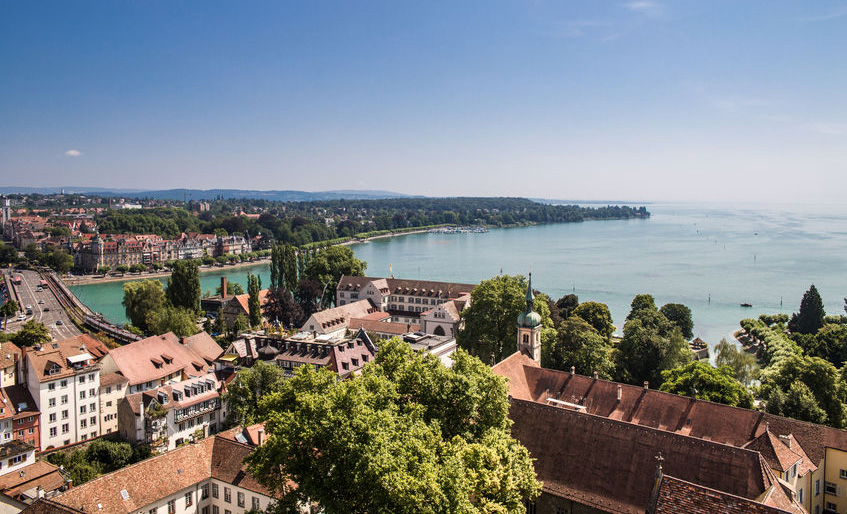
[71,203,847,350]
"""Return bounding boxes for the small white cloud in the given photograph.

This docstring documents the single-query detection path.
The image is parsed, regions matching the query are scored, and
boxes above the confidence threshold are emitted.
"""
[803,122,847,135]
[64,150,82,157]
[624,1,663,16]
[796,8,847,22]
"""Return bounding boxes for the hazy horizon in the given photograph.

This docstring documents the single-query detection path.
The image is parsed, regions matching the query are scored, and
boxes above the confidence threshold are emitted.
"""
[2,1,845,203]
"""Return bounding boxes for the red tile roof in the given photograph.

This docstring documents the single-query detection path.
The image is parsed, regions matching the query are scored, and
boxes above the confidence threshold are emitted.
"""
[650,475,789,514]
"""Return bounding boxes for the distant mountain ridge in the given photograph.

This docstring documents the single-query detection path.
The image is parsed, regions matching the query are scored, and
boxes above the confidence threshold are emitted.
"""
[0,187,417,202]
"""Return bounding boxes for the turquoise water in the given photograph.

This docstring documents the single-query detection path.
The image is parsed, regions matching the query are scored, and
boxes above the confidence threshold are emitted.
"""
[71,203,847,350]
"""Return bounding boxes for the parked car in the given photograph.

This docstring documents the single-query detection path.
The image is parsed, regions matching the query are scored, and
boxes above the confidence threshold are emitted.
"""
[56,320,63,325]
[38,299,45,304]
[43,307,50,312]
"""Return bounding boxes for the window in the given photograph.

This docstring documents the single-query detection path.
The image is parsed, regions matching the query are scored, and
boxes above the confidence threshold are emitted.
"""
[90,402,96,411]
[79,375,85,384]
[167,499,176,514]
[80,419,87,429]
[816,479,821,496]
[825,481,837,495]
[212,483,219,498]
[202,508,209,514]
[149,508,157,514]
[61,395,68,405]
[49,413,57,422]
[224,487,231,503]
[60,379,67,387]
[185,491,193,507]
[9,454,25,465]
[841,469,847,479]
[88,373,95,381]
[212,507,219,514]
[79,391,86,400]
[827,502,837,511]
[237,491,245,507]
[27,428,33,434]
[106,401,112,408]
[90,416,97,425]
[80,405,86,414]
[49,398,56,407]
[89,388,95,397]
[61,410,68,419]
[48,383,56,391]
[49,427,57,437]
[201,484,209,499]
[62,423,69,434]
[252,497,260,509]
[799,488,804,503]
[106,386,112,394]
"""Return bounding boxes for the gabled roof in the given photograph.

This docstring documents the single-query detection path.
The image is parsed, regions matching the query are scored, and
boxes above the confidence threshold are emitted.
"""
[509,398,776,514]
[25,335,108,383]
[305,299,378,331]
[3,385,39,419]
[650,475,790,514]
[492,352,847,469]
[0,461,68,502]
[30,430,271,514]
[181,332,223,363]
[743,430,803,473]
[106,332,213,386]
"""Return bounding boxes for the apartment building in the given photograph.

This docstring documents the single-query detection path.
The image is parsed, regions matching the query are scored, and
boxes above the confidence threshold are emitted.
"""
[0,342,21,388]
[23,335,109,451]
[22,427,288,514]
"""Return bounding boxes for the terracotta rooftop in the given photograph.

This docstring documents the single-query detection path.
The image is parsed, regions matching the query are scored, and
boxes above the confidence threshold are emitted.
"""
[306,299,378,331]
[34,430,271,514]
[493,351,847,470]
[105,332,214,386]
[336,275,476,298]
[0,460,69,503]
[347,318,418,336]
[180,331,223,363]
[743,429,804,473]
[650,475,790,514]
[509,398,789,513]
[25,334,108,383]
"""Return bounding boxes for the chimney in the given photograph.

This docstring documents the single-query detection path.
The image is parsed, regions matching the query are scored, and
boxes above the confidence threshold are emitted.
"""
[617,385,622,402]
[570,366,575,376]
[779,434,792,449]
[593,371,598,380]
[221,277,228,298]
[257,428,264,446]
[643,381,649,390]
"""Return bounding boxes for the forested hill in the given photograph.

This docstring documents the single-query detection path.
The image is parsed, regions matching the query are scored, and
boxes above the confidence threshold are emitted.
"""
[92,197,649,246]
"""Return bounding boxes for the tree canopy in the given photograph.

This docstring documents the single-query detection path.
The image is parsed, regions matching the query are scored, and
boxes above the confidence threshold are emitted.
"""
[122,280,167,333]
[222,361,285,427]
[614,296,691,387]
[660,361,754,408]
[303,246,366,307]
[547,316,613,379]
[458,275,533,365]
[247,338,541,513]
[572,301,614,341]
[659,303,694,340]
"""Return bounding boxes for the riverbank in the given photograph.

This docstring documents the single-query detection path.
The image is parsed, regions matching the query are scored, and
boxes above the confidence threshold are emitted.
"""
[62,257,272,286]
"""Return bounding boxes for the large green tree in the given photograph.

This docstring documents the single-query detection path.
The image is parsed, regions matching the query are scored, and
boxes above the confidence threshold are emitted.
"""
[458,275,528,365]
[614,295,691,387]
[660,361,754,408]
[122,280,167,333]
[659,303,694,340]
[303,246,366,307]
[13,320,51,347]
[547,316,614,379]
[166,261,201,314]
[760,354,845,428]
[145,306,200,338]
[222,361,285,427]
[788,284,826,335]
[572,301,614,341]
[247,339,541,513]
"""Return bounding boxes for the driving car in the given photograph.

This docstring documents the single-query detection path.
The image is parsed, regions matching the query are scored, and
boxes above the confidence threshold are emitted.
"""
[56,320,64,325]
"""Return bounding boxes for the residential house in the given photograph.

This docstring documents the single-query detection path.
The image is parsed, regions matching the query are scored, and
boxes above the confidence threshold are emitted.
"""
[220,290,269,328]
[23,335,109,450]
[3,386,40,452]
[0,343,21,388]
[118,372,223,451]
[299,299,379,337]
[0,451,70,512]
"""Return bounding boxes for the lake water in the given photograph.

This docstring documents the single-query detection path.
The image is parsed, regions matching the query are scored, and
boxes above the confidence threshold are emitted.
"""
[70,202,847,351]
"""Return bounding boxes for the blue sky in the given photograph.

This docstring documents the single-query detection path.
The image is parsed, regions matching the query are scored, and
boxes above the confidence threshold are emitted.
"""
[1,1,846,202]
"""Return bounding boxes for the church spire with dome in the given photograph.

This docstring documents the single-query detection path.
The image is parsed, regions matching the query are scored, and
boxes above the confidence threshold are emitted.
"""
[516,272,542,363]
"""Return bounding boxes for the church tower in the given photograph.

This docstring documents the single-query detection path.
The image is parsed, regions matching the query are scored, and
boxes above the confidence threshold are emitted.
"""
[516,273,542,363]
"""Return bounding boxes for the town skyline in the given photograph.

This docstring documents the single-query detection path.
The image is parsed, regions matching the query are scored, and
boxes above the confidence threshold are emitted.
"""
[3,1,846,203]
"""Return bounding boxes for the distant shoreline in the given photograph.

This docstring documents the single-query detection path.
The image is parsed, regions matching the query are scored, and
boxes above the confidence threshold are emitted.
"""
[63,257,271,286]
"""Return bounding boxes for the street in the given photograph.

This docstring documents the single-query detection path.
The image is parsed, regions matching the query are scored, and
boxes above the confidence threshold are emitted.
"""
[3,269,82,340]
